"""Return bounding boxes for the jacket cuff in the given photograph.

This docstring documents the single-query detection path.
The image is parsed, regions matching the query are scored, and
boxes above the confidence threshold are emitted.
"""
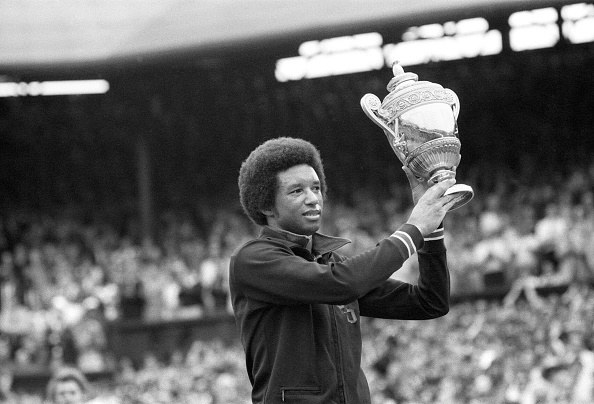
[420,223,446,253]
[389,223,424,258]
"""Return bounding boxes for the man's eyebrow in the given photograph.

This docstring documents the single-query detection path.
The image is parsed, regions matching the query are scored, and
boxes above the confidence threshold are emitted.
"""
[283,180,304,189]
[282,177,319,190]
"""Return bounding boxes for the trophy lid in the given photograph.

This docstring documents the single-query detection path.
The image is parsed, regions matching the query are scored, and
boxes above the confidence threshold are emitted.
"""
[378,63,457,124]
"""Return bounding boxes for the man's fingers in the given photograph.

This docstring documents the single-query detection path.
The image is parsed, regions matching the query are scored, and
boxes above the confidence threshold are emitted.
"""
[425,179,455,198]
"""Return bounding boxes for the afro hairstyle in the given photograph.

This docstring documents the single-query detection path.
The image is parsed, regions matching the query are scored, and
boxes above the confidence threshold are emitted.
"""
[238,137,327,226]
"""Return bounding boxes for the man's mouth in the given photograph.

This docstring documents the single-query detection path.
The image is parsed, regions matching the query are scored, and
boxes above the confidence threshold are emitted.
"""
[303,210,321,218]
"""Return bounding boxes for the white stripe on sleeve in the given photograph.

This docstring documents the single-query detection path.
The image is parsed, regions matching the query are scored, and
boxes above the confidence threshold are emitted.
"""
[392,230,417,257]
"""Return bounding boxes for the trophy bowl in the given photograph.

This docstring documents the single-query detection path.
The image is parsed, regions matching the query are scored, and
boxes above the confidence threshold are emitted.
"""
[361,64,474,211]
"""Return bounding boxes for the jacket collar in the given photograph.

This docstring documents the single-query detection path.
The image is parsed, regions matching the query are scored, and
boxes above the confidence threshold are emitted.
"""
[260,226,351,255]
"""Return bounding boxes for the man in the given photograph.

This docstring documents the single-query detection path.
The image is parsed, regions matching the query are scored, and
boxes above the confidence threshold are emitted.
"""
[46,367,89,404]
[230,137,457,403]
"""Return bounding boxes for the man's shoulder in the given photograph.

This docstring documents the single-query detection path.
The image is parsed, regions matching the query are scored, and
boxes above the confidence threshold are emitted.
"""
[229,235,295,284]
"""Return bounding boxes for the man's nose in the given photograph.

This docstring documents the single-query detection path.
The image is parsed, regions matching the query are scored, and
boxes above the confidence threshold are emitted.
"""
[304,188,319,204]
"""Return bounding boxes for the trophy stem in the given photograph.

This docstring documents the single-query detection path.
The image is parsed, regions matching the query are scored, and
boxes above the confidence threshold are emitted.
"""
[429,169,455,184]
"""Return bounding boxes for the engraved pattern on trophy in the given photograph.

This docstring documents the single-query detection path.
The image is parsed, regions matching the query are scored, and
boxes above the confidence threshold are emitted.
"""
[360,63,474,211]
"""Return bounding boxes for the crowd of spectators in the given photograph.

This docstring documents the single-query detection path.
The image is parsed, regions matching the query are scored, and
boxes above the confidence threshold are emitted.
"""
[363,284,594,404]
[0,155,592,402]
[0,206,250,375]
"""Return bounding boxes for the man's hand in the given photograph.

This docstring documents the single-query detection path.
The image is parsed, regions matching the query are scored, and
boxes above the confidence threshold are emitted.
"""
[402,154,461,205]
[406,178,456,236]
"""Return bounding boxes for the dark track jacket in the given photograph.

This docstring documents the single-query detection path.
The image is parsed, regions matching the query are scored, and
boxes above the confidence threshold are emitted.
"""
[229,224,450,404]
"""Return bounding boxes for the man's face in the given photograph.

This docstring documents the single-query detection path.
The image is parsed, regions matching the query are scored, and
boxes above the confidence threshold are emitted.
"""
[264,164,323,236]
[54,380,84,404]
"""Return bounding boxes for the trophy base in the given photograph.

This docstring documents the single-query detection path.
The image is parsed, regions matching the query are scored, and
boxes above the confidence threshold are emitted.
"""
[443,183,474,211]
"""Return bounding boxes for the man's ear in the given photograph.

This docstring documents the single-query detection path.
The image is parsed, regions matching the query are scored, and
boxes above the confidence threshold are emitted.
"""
[261,208,274,218]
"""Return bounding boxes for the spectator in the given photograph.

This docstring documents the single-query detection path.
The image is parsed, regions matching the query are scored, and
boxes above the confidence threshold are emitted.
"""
[46,366,90,404]
[0,365,15,404]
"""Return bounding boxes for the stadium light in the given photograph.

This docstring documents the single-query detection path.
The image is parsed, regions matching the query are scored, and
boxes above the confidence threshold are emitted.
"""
[0,79,110,97]
[509,7,560,51]
[275,19,502,82]
[562,3,594,44]
[275,3,591,82]
[385,18,501,67]
[276,33,384,82]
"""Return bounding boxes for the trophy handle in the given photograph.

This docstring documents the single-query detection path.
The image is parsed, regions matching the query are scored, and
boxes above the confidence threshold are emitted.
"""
[445,89,460,119]
[360,94,406,162]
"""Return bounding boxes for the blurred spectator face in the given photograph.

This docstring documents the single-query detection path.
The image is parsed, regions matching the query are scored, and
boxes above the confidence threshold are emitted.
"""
[213,373,238,403]
[53,380,85,404]
[0,368,13,394]
[0,337,9,362]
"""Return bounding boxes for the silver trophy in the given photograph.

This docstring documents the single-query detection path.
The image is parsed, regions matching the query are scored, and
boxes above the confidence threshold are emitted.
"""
[361,63,474,211]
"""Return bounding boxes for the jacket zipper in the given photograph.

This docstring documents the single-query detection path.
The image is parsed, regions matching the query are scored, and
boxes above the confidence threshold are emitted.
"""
[330,305,348,404]
[281,387,321,402]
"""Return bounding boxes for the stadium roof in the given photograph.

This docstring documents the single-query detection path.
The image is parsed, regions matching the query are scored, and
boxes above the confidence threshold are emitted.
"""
[0,0,579,74]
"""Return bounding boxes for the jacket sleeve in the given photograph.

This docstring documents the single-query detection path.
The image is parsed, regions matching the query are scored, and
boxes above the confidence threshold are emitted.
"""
[229,224,423,306]
[358,225,450,319]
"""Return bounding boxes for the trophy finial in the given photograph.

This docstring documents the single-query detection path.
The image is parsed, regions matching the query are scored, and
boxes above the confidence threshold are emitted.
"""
[392,62,405,76]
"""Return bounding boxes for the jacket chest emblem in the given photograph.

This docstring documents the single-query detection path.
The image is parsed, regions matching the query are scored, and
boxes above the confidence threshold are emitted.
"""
[337,305,358,323]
